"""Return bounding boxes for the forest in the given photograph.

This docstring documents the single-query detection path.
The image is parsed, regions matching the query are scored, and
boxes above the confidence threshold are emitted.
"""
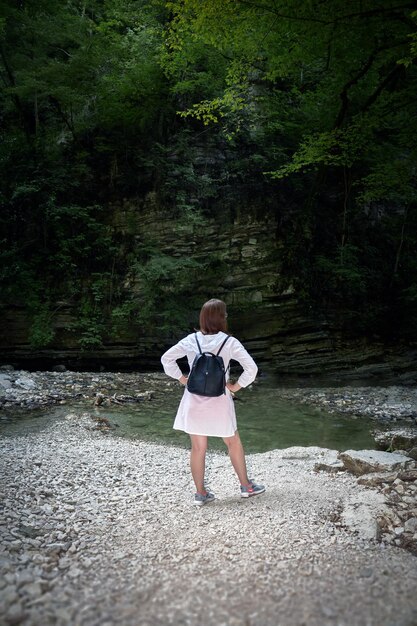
[1,0,416,354]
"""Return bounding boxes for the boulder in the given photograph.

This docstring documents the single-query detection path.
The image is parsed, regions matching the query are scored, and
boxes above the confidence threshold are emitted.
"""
[52,364,67,372]
[314,459,346,473]
[15,377,36,390]
[372,428,417,452]
[338,449,414,476]
[357,471,398,487]
[405,518,417,533]
[341,490,388,540]
[0,373,11,389]
[407,447,417,461]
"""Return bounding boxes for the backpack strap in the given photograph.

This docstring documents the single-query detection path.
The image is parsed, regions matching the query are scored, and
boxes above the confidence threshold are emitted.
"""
[216,334,230,356]
[194,332,203,354]
[195,333,230,356]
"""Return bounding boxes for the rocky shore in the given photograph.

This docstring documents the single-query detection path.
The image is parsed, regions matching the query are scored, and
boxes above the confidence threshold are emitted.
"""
[277,385,417,422]
[0,368,167,412]
[1,406,417,625]
[1,367,417,423]
[1,367,417,624]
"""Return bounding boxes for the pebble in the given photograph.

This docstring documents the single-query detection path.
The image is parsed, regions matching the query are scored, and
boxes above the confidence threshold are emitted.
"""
[405,518,417,532]
[1,371,417,426]
[278,385,417,423]
[1,375,417,625]
[0,370,167,411]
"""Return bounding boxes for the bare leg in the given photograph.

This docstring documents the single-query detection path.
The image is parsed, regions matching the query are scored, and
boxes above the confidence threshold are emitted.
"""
[189,434,208,494]
[223,431,250,486]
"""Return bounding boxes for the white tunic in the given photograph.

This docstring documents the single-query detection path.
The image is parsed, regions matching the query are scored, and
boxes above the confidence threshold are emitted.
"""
[161,331,258,437]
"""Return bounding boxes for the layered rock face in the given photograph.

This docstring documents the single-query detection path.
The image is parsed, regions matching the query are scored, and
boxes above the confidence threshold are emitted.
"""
[0,197,415,379]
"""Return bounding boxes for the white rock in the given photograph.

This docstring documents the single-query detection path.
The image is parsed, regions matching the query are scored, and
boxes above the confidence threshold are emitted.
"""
[15,377,36,390]
[341,491,388,540]
[0,373,11,389]
[338,450,414,476]
[404,517,417,532]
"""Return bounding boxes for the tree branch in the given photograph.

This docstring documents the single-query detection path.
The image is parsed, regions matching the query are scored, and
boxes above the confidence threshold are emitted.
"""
[334,39,409,128]
[334,53,376,128]
[0,45,33,144]
[362,64,406,113]
[48,96,77,141]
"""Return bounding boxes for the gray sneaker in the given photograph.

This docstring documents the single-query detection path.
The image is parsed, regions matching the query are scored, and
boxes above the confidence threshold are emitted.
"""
[193,491,215,506]
[240,480,265,498]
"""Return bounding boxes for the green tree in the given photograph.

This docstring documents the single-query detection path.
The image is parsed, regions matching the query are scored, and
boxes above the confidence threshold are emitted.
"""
[163,0,417,337]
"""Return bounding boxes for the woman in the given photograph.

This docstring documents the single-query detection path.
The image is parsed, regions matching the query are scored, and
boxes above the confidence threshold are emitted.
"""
[161,298,265,506]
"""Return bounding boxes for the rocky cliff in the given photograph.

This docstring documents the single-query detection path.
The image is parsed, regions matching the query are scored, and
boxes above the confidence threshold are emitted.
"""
[1,196,416,381]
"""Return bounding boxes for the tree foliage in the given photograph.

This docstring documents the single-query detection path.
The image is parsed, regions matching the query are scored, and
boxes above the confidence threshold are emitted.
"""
[163,0,417,336]
[1,0,416,348]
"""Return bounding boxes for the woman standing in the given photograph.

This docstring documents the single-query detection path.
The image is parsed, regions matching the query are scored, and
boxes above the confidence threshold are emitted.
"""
[161,298,265,506]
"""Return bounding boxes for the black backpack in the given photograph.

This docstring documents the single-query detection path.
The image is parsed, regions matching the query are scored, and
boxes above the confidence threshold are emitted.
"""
[187,333,230,397]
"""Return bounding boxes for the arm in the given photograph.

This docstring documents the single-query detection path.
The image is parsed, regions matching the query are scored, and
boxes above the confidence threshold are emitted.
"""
[226,339,258,393]
[161,341,188,385]
[226,380,242,393]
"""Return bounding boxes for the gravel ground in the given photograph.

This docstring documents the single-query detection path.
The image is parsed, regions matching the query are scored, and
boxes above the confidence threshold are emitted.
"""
[1,414,417,626]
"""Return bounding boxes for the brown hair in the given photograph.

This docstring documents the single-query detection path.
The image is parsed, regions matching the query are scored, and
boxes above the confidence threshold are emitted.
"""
[199,299,228,335]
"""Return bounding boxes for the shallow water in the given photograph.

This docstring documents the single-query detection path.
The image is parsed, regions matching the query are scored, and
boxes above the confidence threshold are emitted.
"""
[0,384,377,452]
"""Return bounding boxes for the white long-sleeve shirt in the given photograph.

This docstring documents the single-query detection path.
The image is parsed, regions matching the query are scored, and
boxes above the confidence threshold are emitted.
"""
[161,331,258,388]
[161,331,258,437]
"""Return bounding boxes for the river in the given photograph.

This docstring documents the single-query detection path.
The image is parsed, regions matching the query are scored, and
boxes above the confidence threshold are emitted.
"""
[0,382,378,452]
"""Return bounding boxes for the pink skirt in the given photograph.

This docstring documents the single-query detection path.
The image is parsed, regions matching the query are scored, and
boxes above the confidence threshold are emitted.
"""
[173,388,237,437]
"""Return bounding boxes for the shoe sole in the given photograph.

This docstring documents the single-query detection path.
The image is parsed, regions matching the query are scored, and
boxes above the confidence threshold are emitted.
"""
[240,488,266,498]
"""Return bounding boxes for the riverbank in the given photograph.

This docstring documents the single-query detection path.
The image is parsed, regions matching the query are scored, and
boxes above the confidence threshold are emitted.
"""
[1,413,417,626]
[1,368,417,423]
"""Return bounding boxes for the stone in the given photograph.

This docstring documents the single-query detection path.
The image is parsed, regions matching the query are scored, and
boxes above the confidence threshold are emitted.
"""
[404,518,417,533]
[408,447,417,461]
[314,460,346,473]
[398,469,417,482]
[4,602,26,625]
[0,373,12,389]
[338,450,414,476]
[67,566,82,579]
[18,525,41,539]
[342,493,387,540]
[21,582,42,598]
[15,571,34,589]
[45,542,71,555]
[372,428,417,451]
[357,472,398,487]
[2,373,417,625]
[281,446,325,460]
[359,567,373,578]
[14,377,36,390]
[2,585,19,607]
[54,607,74,622]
